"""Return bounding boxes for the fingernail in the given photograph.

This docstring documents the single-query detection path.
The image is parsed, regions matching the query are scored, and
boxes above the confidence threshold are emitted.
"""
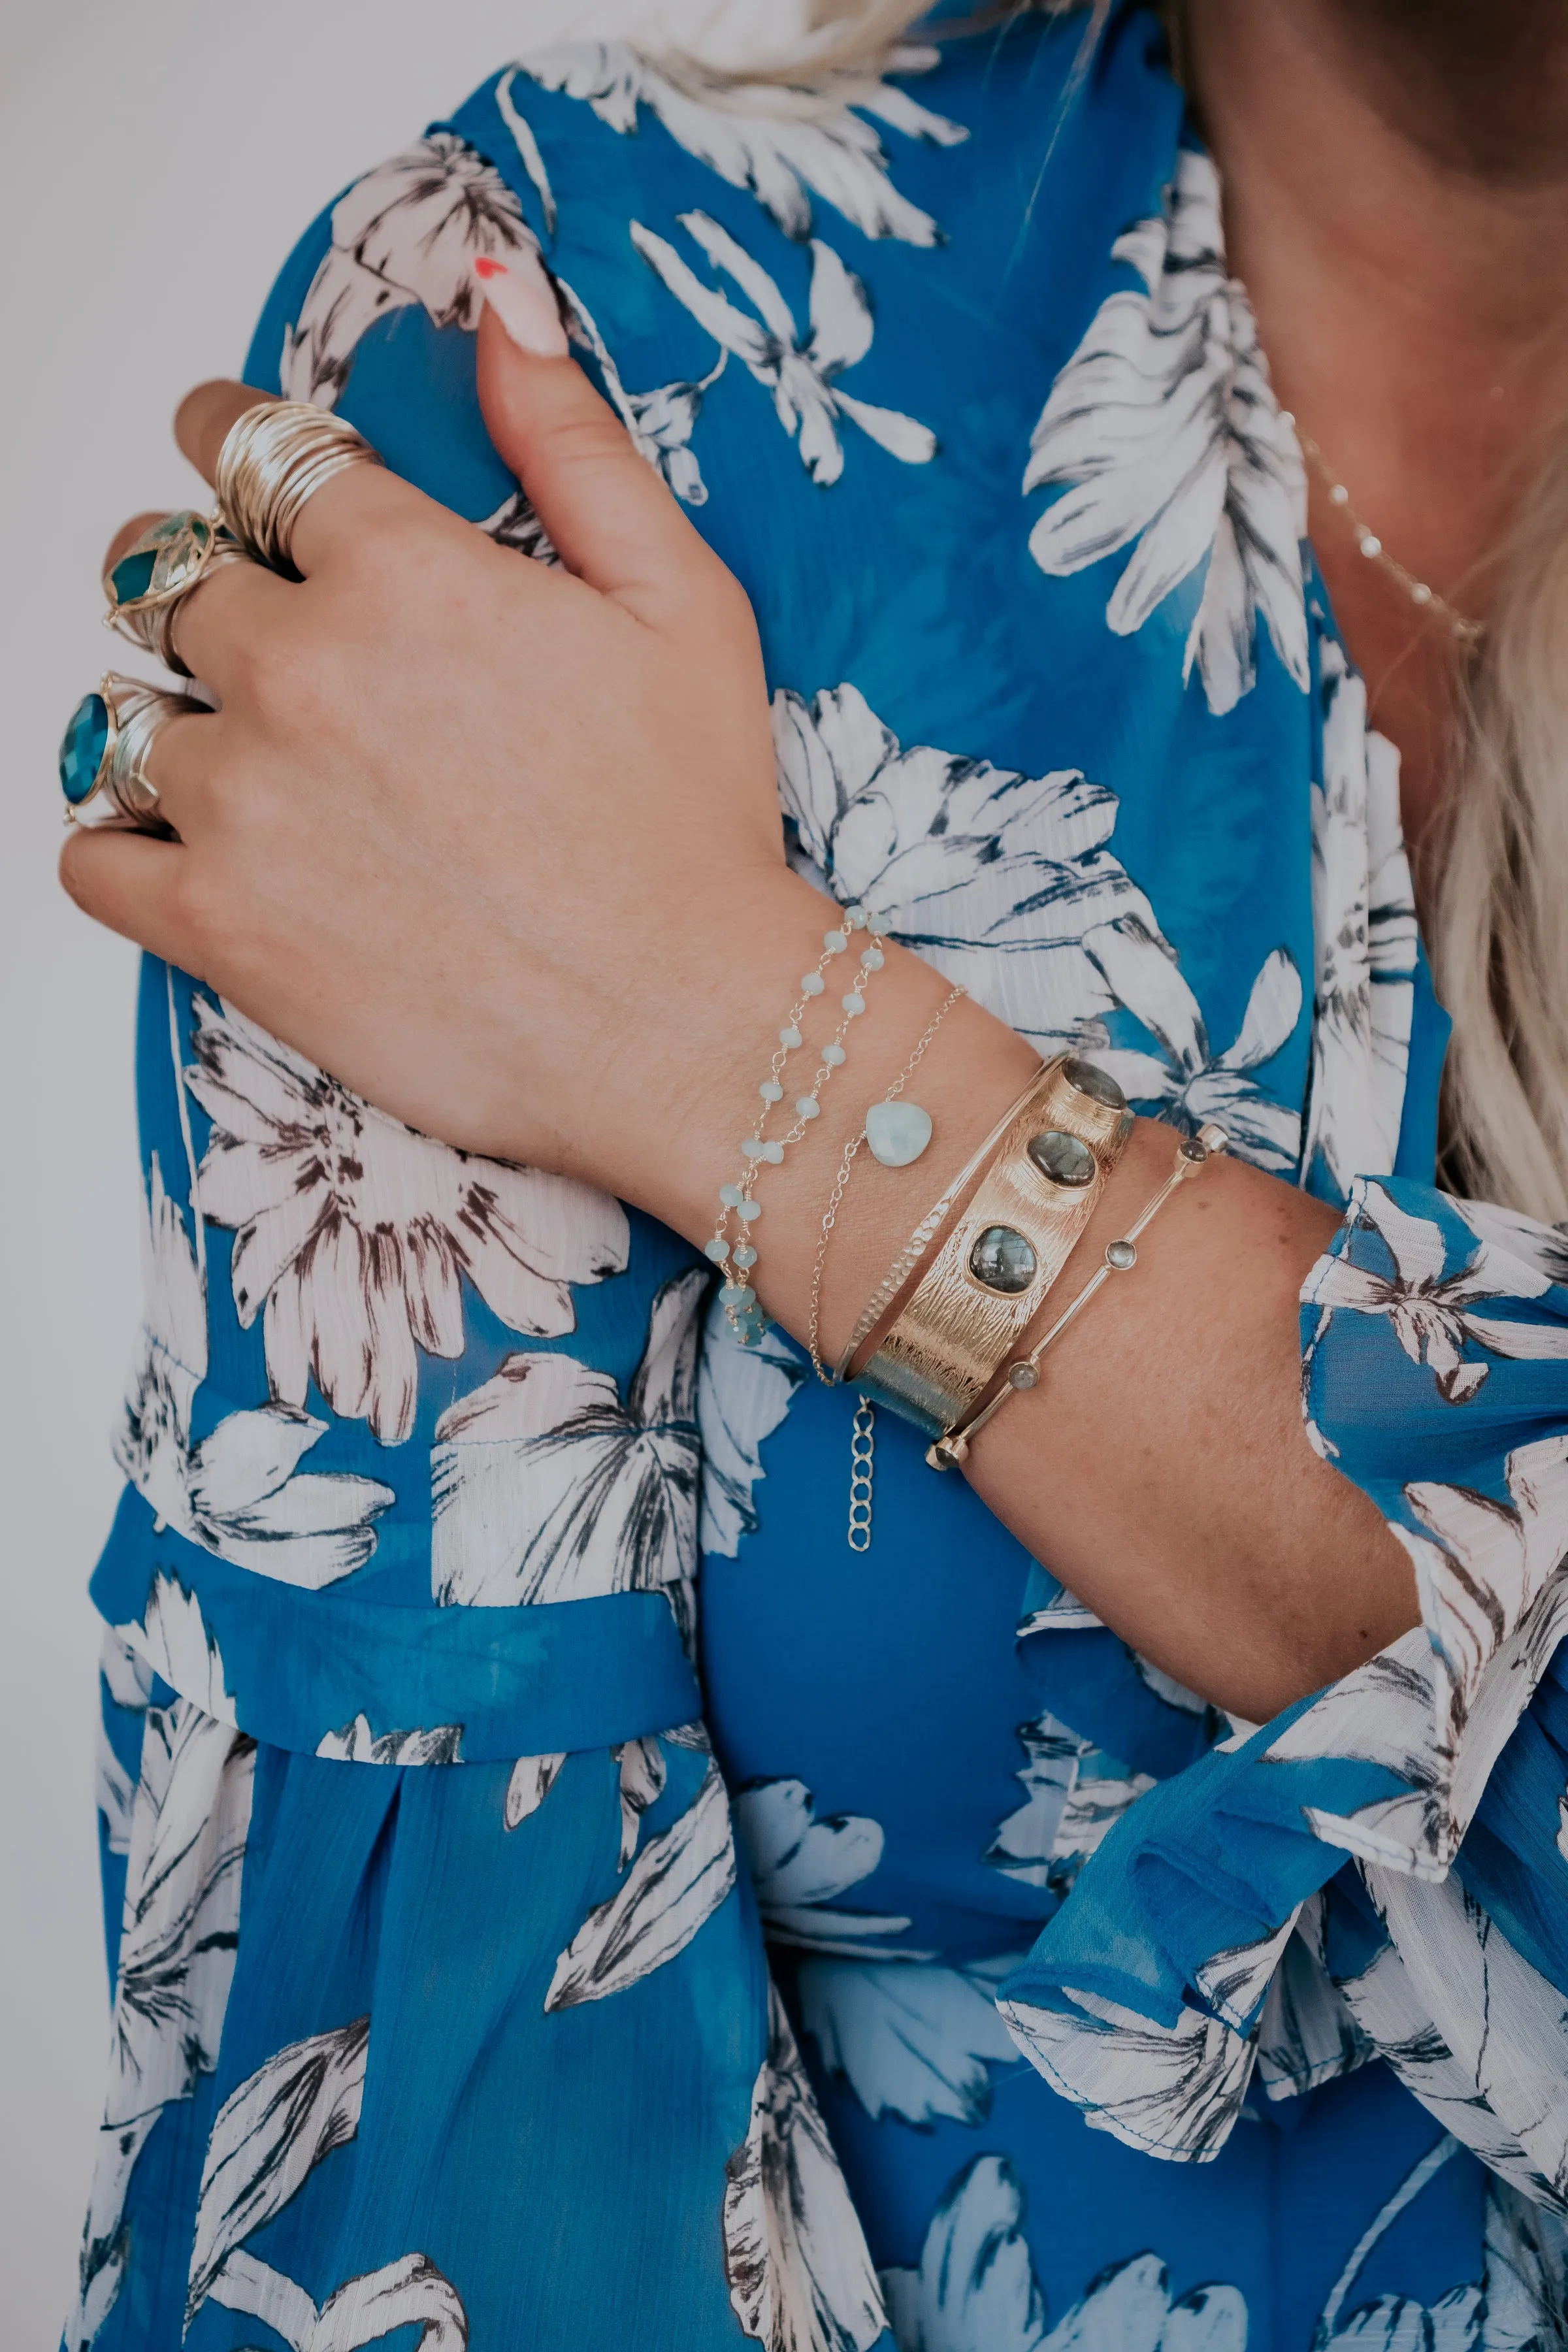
[473,252,568,357]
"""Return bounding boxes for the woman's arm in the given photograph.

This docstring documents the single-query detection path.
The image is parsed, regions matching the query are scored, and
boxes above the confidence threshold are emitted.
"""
[62,308,1411,1724]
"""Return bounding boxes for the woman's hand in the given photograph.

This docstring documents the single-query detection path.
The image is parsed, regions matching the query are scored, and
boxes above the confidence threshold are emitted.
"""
[58,262,1413,1720]
[62,296,815,1203]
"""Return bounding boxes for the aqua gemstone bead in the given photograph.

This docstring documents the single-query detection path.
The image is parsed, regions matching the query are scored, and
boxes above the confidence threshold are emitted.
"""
[795,1097,820,1119]
[865,1100,932,1168]
[721,1284,757,1309]
[842,992,866,1016]
[759,1081,784,1103]
[720,1183,744,1207]
[780,1025,802,1050]
[760,1140,785,1164]
[59,692,110,806]
[704,1237,729,1263]
[802,972,826,996]
[824,930,848,954]
[823,1043,846,1067]
[737,1200,762,1223]
[733,1246,758,1268]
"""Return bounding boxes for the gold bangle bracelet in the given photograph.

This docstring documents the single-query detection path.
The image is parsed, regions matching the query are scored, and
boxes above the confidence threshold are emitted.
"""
[855,1055,1133,1438]
[928,1121,1229,1471]
[832,1062,1049,1385]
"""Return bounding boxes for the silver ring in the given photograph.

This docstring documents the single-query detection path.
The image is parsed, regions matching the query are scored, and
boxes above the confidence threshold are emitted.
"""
[216,401,382,578]
[59,672,204,832]
[104,519,252,678]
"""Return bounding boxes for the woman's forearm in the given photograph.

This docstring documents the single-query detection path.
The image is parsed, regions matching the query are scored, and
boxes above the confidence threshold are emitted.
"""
[626,874,1411,1723]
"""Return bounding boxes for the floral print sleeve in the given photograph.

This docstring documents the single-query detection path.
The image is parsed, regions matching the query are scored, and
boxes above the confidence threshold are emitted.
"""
[997,1178,1568,2208]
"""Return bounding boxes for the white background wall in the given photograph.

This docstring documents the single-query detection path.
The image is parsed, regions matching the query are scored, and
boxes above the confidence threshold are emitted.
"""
[0,0,793,2330]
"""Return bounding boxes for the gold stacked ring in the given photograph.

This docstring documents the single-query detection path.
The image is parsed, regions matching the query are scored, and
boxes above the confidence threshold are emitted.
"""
[103,509,250,676]
[59,672,204,832]
[216,402,383,578]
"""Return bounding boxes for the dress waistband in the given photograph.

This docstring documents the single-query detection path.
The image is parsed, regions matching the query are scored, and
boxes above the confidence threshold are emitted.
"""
[91,1486,703,1760]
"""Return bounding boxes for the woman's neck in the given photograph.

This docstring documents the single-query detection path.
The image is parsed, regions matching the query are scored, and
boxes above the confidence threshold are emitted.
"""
[1181,0,1568,857]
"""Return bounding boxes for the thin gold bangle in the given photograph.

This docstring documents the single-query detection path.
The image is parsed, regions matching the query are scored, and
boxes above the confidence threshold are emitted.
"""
[807,987,966,1383]
[832,1062,1050,1386]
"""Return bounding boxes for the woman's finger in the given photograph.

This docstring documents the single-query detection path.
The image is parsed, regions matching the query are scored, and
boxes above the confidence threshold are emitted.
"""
[102,510,171,583]
[117,706,223,836]
[58,825,195,970]
[472,269,717,622]
[166,551,298,693]
[174,378,455,581]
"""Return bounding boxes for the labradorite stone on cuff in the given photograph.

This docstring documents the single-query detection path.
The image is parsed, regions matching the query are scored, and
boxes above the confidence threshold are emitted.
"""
[970,1224,1037,1294]
[1062,1055,1126,1111]
[1028,1127,1096,1187]
[59,692,110,806]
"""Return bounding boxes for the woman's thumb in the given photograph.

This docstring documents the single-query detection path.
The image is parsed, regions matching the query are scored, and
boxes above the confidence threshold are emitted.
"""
[472,251,699,612]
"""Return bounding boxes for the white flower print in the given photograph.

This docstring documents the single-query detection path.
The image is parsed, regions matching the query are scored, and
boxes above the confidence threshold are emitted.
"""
[723,1983,889,2352]
[96,1632,150,1859]
[985,1709,1154,1895]
[1452,1196,1568,1289]
[1024,147,1307,717]
[514,42,966,246]
[1303,1179,1568,1404]
[431,1267,707,1644]
[1090,933,1305,1170]
[613,1733,667,1869]
[797,1953,1023,2128]
[185,2016,469,2349]
[733,1777,921,1957]
[881,2152,1249,2352]
[698,1286,804,1555]
[772,681,1173,1054]
[561,278,724,506]
[545,1758,736,2009]
[996,1982,1256,2163]
[116,1157,395,1585]
[1301,640,1416,1190]
[67,1697,255,2349]
[504,1751,565,1829]
[1478,2178,1568,2350]
[315,1716,464,1765]
[1266,1433,1568,1877]
[280,132,539,406]
[632,211,936,485]
[188,994,628,1447]
[117,1572,237,1727]
[1253,1895,1373,2104]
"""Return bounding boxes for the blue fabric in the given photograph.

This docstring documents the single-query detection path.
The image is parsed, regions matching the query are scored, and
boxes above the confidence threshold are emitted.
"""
[71,9,1568,2350]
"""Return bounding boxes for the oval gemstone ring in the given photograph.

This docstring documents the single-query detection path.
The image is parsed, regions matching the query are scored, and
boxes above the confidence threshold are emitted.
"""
[103,508,226,621]
[59,672,199,830]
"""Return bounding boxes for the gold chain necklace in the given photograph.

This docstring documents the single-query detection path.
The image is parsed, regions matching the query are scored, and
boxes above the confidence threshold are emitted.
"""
[1283,412,1485,648]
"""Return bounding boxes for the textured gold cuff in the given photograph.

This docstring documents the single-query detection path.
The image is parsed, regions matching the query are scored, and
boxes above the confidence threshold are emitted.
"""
[855,1056,1132,1437]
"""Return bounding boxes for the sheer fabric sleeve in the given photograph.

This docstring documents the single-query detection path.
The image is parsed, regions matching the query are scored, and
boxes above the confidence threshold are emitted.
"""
[996,1177,1568,2211]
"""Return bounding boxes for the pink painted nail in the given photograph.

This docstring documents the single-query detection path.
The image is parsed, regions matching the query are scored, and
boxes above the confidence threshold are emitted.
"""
[473,251,568,357]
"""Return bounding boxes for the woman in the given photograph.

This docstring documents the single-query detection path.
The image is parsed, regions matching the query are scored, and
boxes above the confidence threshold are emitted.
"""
[56,0,1568,2344]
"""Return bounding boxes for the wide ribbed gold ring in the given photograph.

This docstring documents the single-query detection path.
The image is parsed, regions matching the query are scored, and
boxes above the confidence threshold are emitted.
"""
[215,402,383,578]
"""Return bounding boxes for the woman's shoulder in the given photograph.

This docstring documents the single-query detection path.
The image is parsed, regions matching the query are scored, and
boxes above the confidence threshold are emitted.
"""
[242,8,1184,509]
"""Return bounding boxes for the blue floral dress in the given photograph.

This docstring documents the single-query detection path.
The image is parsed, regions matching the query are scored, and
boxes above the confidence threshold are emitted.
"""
[73,9,1568,2349]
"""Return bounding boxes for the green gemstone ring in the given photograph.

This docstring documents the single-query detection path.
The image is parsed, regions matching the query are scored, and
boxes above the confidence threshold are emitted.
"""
[103,509,246,676]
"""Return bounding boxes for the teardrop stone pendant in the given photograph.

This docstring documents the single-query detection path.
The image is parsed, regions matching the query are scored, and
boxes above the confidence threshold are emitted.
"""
[865,1100,933,1168]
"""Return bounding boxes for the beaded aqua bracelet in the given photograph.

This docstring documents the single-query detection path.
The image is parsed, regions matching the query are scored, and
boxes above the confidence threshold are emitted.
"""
[705,905,886,1345]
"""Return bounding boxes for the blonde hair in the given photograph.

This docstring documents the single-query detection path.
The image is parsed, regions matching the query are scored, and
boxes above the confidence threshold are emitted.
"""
[723,0,1568,1220]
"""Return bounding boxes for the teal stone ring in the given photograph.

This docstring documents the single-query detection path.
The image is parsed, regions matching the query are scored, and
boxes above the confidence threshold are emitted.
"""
[103,510,246,676]
[59,672,201,830]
